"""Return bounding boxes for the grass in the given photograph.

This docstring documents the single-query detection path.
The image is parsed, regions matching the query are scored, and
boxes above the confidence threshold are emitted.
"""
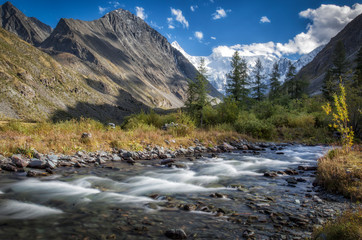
[316,147,362,201]
[312,208,362,240]
[0,118,245,156]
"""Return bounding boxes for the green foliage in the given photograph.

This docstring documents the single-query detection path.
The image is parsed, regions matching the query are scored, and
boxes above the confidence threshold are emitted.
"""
[234,112,276,139]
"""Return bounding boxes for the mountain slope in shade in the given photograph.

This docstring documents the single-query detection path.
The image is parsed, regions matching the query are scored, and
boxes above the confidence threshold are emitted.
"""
[40,9,222,109]
[172,41,323,94]
[297,13,362,94]
[0,1,52,46]
[0,26,147,122]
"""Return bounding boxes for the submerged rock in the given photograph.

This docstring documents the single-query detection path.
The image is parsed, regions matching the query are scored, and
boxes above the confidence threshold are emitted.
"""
[165,228,187,239]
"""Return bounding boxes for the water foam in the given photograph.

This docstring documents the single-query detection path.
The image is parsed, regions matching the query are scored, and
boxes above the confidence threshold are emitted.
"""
[0,200,63,220]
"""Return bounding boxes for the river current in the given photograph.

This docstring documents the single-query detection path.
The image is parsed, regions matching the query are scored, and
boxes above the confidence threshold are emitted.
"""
[0,145,330,239]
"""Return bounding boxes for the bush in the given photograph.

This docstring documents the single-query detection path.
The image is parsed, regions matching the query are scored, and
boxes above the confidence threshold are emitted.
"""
[287,113,315,128]
[234,113,276,139]
[312,209,362,240]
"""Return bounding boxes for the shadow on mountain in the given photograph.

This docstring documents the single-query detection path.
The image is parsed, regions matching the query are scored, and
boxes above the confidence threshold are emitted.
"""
[50,89,150,124]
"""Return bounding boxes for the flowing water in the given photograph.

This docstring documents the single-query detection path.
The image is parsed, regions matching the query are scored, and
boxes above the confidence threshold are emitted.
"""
[0,145,330,239]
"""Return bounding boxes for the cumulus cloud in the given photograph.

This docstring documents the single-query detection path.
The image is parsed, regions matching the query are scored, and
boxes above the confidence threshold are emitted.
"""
[190,5,198,12]
[195,31,204,41]
[260,16,271,23]
[212,8,230,20]
[135,7,147,20]
[277,3,362,54]
[98,6,107,14]
[170,8,189,28]
[210,3,362,58]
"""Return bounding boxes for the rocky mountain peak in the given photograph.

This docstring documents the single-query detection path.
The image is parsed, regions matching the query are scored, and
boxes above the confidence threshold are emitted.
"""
[0,1,52,46]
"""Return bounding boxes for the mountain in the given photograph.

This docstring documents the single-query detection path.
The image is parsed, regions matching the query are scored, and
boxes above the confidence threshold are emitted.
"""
[40,9,222,109]
[297,13,362,94]
[171,41,323,94]
[0,26,149,122]
[0,1,52,46]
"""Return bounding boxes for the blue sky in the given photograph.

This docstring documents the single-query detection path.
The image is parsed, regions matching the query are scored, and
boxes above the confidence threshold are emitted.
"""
[2,0,362,58]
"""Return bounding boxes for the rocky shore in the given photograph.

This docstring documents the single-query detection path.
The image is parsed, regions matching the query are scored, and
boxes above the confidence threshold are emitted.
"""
[0,139,276,176]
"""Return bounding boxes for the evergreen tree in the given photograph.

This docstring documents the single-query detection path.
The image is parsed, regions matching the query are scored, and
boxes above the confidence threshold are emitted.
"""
[269,62,280,100]
[322,41,349,100]
[226,51,249,105]
[284,61,296,98]
[354,45,362,87]
[251,58,267,101]
[322,69,335,101]
[332,41,348,78]
[185,58,209,127]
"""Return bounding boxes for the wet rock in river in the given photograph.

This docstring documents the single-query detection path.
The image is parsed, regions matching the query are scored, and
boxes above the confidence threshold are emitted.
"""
[28,159,46,169]
[161,159,175,165]
[165,228,187,239]
[286,177,298,185]
[298,165,317,171]
[296,177,307,182]
[11,154,28,168]
[27,170,48,177]
[285,169,298,175]
[1,163,17,172]
[210,192,227,198]
[313,195,323,204]
[264,171,278,177]
[242,229,255,238]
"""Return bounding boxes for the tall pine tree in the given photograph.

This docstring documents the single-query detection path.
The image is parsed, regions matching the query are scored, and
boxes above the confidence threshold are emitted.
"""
[269,62,280,100]
[185,58,209,127]
[284,61,296,98]
[251,58,267,101]
[226,51,249,105]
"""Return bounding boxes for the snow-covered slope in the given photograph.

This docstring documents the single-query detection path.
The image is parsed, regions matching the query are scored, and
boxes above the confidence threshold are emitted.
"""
[171,41,323,94]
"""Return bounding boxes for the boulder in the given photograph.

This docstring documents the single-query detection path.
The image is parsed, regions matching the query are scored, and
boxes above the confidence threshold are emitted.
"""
[28,159,46,169]
[11,154,28,168]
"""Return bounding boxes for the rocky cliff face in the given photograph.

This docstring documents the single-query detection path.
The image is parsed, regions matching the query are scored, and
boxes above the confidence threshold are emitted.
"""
[296,13,362,94]
[41,9,222,108]
[0,1,52,46]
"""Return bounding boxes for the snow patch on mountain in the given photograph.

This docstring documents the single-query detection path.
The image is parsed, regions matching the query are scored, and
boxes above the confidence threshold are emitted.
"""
[171,41,323,94]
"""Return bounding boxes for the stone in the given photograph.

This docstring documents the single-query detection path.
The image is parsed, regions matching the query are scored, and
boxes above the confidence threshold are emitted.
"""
[296,178,307,182]
[111,155,122,161]
[210,192,226,198]
[313,195,323,204]
[27,170,48,177]
[183,204,196,211]
[1,164,17,172]
[161,159,174,165]
[242,229,255,238]
[285,169,298,175]
[47,155,59,162]
[96,157,106,164]
[126,158,135,164]
[45,160,57,169]
[28,159,46,169]
[164,229,187,239]
[11,154,28,168]
[81,132,92,139]
[298,165,317,171]
[286,177,298,185]
[264,171,278,177]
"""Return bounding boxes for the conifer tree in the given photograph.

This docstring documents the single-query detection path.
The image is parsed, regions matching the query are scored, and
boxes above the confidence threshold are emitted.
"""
[251,58,267,101]
[354,45,362,87]
[185,58,209,127]
[269,62,280,100]
[226,51,249,105]
[284,61,296,98]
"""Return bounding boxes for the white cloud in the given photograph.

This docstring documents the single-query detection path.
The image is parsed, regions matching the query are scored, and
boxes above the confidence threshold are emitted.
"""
[135,6,147,20]
[109,1,120,8]
[170,8,189,28]
[211,36,216,40]
[190,5,198,12]
[277,3,362,54]
[260,16,271,23]
[98,6,108,14]
[195,31,204,41]
[168,25,175,29]
[212,8,230,20]
[150,21,163,30]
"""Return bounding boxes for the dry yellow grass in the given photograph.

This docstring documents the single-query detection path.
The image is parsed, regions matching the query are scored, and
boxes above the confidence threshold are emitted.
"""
[316,146,362,201]
[0,119,245,156]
